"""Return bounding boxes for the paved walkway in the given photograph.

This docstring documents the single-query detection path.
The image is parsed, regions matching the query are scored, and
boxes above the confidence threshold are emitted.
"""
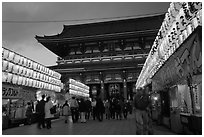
[2,114,177,135]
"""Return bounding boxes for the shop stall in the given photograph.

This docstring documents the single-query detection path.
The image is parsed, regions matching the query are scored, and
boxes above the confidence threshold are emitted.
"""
[2,47,63,129]
[136,2,202,134]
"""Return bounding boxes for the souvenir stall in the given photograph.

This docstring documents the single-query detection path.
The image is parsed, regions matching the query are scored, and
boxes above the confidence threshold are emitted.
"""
[2,47,62,129]
[136,2,202,134]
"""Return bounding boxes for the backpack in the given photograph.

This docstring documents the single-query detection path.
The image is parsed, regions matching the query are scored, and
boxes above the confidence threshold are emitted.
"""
[134,93,150,110]
[50,106,56,114]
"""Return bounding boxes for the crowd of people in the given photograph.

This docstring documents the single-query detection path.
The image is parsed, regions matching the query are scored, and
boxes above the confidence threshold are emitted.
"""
[60,96,133,124]
[23,94,134,130]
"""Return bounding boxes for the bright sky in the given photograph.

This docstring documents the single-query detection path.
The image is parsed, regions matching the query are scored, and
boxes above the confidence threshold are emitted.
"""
[2,1,170,66]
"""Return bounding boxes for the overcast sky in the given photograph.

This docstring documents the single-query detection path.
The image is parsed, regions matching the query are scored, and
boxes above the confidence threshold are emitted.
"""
[2,2,170,66]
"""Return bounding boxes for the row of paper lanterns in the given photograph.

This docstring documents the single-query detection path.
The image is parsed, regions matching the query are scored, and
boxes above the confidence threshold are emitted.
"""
[2,72,61,92]
[136,2,202,89]
[2,59,61,86]
[69,89,89,98]
[2,47,61,80]
[69,84,89,94]
[69,78,90,91]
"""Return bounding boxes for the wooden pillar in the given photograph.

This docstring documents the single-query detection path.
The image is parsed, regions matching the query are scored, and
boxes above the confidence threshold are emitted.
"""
[123,70,127,101]
[101,80,104,101]
[100,72,105,100]
[123,79,127,101]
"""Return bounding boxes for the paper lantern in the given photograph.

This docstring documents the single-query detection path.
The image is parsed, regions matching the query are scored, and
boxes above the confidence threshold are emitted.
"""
[26,68,31,77]
[29,69,33,77]
[12,74,18,84]
[33,62,37,70]
[33,71,37,79]
[7,62,14,72]
[29,79,33,87]
[8,51,15,61]
[32,80,36,88]
[7,73,13,83]
[40,74,43,81]
[2,60,8,71]
[3,49,9,59]
[2,72,8,82]
[23,57,28,67]
[17,76,23,85]
[18,66,23,75]
[22,77,26,86]
[19,56,24,66]
[13,54,21,64]
[12,64,20,74]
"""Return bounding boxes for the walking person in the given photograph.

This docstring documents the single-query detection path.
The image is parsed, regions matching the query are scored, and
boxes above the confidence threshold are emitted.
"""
[123,100,128,119]
[91,98,97,120]
[44,96,54,129]
[85,98,92,120]
[104,100,110,120]
[25,102,33,125]
[36,95,46,129]
[96,98,105,122]
[78,98,87,123]
[62,100,70,123]
[70,96,79,123]
[133,86,152,135]
[115,99,122,120]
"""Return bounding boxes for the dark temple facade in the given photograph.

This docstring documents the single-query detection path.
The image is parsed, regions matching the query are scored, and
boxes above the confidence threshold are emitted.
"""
[35,14,165,101]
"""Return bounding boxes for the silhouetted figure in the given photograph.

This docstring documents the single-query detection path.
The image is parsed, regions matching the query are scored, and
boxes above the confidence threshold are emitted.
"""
[79,98,87,123]
[25,102,33,125]
[85,98,92,120]
[36,95,46,129]
[96,98,105,121]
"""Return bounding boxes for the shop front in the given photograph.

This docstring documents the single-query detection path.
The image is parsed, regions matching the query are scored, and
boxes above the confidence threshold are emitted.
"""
[152,26,202,134]
[2,84,36,129]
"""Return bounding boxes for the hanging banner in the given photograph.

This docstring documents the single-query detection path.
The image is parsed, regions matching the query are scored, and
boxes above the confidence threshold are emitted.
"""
[2,84,36,100]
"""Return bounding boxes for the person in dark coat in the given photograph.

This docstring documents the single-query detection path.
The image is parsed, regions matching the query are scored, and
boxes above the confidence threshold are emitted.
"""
[36,94,46,129]
[78,98,87,123]
[110,98,116,119]
[115,99,122,120]
[85,98,92,120]
[96,98,105,121]
[25,102,33,125]
[123,100,129,119]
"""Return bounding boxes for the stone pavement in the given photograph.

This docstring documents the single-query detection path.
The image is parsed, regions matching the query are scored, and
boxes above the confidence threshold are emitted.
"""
[2,114,177,135]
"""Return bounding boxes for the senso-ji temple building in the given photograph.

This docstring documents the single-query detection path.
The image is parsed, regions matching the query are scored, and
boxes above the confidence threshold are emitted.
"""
[35,13,165,101]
